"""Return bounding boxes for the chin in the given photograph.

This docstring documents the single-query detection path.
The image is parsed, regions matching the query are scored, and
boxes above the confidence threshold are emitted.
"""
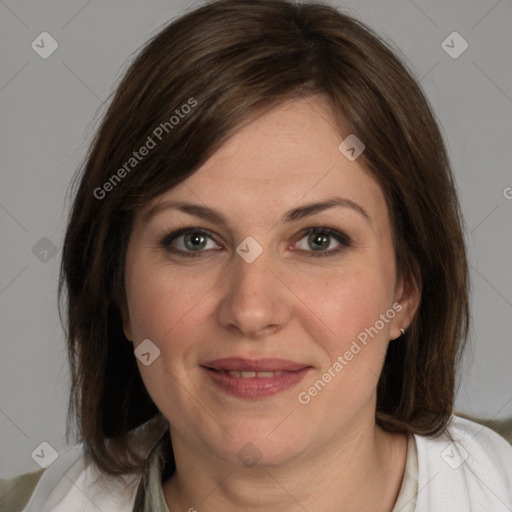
[209,426,308,468]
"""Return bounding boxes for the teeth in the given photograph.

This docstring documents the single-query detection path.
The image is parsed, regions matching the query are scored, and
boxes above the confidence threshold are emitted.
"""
[217,370,282,378]
[255,371,275,378]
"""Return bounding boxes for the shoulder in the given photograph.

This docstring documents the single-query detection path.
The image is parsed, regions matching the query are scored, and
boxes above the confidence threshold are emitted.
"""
[442,415,512,469]
[2,444,141,512]
[413,415,512,510]
[4,416,169,511]
[1,416,168,512]
[454,411,512,444]
[0,469,45,512]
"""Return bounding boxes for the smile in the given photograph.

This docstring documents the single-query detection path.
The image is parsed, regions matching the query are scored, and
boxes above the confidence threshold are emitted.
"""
[200,358,312,398]
[215,370,285,378]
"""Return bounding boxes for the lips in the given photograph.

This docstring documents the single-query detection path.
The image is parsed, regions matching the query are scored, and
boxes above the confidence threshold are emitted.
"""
[214,370,284,378]
[201,357,309,372]
[200,357,312,398]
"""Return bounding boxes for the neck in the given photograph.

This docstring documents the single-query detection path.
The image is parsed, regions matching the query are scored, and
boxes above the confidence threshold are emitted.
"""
[162,420,408,512]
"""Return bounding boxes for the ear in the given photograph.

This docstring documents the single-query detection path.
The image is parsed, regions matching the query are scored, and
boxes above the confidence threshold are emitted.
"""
[390,264,421,340]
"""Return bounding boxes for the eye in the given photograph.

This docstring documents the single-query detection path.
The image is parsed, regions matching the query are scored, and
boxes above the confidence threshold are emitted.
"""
[160,228,220,257]
[159,226,351,259]
[293,226,351,257]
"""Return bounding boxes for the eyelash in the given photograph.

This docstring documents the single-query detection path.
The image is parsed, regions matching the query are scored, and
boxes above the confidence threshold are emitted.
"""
[158,225,352,259]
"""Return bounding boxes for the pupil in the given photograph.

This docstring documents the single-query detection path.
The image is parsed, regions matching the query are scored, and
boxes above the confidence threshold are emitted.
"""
[186,233,205,250]
[310,233,329,251]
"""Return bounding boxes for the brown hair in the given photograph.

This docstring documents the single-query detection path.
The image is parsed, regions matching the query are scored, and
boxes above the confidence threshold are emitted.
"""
[59,0,470,476]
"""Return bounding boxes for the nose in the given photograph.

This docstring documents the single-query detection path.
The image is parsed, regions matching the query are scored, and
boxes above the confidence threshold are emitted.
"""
[216,247,292,338]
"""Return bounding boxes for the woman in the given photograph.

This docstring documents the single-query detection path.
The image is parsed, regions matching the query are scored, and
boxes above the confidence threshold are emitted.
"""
[2,0,511,510]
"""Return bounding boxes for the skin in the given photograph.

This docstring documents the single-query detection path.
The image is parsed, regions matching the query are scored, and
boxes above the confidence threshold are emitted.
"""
[123,95,421,512]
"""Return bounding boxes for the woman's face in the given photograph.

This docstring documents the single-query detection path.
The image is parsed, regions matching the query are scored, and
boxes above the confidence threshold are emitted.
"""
[123,95,419,467]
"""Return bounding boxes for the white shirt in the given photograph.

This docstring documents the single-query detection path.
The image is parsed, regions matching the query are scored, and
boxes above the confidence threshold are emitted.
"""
[19,415,512,511]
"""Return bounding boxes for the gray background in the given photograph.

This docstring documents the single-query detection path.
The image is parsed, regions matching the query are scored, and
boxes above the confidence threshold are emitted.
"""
[1,0,511,478]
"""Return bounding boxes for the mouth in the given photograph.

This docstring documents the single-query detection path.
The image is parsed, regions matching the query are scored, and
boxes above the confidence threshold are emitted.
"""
[202,357,309,372]
[200,357,312,398]
[210,369,290,378]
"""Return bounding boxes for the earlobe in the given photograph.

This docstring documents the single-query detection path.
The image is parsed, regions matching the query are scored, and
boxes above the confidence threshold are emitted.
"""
[392,267,421,340]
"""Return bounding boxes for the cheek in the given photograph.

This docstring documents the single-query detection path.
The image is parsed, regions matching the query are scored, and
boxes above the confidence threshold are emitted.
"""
[125,259,219,407]
[125,259,211,343]
[126,264,212,417]
[311,263,394,335]
[302,259,396,383]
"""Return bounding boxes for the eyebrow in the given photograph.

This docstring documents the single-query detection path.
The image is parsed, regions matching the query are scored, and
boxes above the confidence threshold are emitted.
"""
[142,196,372,227]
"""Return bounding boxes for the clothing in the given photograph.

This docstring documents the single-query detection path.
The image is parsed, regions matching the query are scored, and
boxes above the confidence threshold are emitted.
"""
[0,469,45,512]
[1,415,511,511]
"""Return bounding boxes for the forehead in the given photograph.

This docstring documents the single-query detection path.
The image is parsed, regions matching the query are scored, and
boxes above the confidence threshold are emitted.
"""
[193,95,353,181]
[139,96,388,229]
